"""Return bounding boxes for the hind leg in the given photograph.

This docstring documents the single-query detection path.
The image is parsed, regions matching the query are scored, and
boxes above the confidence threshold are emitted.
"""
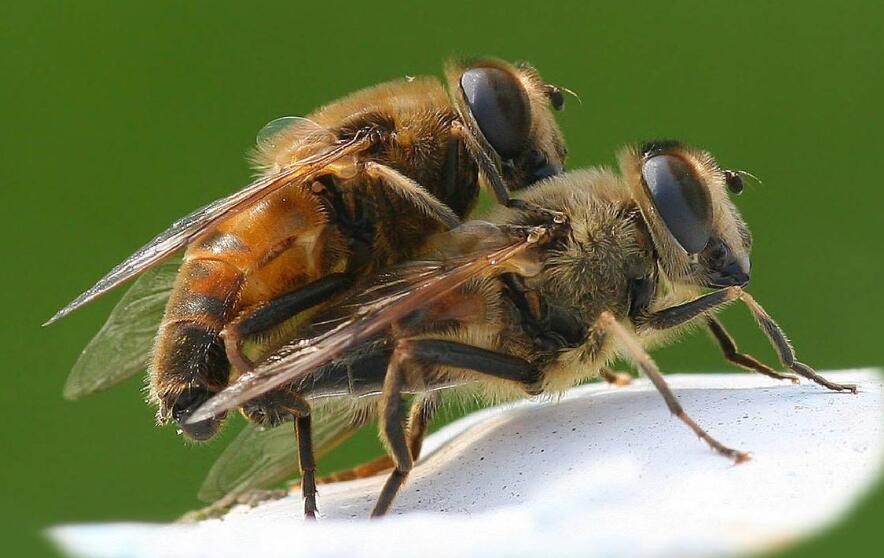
[219,273,354,373]
[311,396,437,486]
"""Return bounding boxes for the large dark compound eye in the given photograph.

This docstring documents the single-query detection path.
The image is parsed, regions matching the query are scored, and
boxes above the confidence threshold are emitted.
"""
[641,155,713,254]
[460,67,531,160]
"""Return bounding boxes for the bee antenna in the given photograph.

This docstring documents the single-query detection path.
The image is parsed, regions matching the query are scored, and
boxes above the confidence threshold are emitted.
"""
[734,169,763,185]
[560,86,582,105]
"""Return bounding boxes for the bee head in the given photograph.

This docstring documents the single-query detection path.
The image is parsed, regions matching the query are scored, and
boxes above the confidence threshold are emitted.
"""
[448,57,568,188]
[619,140,753,289]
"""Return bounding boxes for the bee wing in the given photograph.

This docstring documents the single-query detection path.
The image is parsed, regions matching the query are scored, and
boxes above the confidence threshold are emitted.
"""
[62,255,182,400]
[197,400,370,503]
[187,221,556,424]
[45,130,374,325]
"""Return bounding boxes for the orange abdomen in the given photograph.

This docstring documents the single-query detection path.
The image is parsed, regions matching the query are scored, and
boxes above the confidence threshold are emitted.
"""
[151,181,346,412]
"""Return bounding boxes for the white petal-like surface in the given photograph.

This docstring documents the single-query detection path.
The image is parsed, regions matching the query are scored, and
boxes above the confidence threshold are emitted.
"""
[50,370,883,558]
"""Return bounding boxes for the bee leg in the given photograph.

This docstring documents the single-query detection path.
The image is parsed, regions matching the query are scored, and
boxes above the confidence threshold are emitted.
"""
[372,342,414,518]
[294,413,319,520]
[451,122,567,225]
[241,392,318,519]
[643,287,742,329]
[599,367,633,387]
[371,339,536,517]
[639,288,796,383]
[706,316,798,383]
[738,293,858,394]
[597,312,750,464]
[361,162,461,230]
[220,273,354,373]
[406,395,437,462]
[442,134,466,211]
[316,455,395,485]
[314,396,436,486]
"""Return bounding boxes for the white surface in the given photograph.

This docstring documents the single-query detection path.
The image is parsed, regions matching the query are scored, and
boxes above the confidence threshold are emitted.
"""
[50,369,883,558]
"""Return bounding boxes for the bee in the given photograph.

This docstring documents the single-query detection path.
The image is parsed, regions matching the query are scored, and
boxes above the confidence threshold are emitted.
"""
[48,57,570,443]
[187,140,856,519]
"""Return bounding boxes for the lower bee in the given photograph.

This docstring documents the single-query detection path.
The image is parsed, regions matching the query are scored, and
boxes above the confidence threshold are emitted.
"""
[188,140,855,518]
[48,57,570,442]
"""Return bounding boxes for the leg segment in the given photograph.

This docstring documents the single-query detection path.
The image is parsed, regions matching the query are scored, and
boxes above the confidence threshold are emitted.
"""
[406,395,437,461]
[410,339,538,386]
[362,162,461,230]
[643,287,740,329]
[220,273,353,373]
[739,293,857,393]
[706,316,797,382]
[243,392,317,519]
[371,339,537,517]
[597,312,749,463]
[295,414,318,519]
[314,396,437,485]
[599,367,632,387]
[317,455,395,485]
[642,287,849,392]
[451,123,567,224]
[371,345,412,518]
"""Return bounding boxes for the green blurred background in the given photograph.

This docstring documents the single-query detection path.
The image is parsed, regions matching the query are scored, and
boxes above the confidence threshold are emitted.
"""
[1,1,882,556]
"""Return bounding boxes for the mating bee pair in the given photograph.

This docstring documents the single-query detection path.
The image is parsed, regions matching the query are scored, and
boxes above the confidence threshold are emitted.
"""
[50,58,855,519]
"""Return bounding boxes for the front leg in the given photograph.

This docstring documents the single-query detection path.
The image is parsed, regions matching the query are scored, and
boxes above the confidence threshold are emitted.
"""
[706,316,797,383]
[641,287,741,330]
[361,162,461,230]
[451,122,567,225]
[641,287,855,393]
[641,287,777,379]
[739,292,857,393]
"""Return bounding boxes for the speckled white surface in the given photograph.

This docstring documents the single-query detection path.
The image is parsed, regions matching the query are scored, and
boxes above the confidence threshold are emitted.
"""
[50,369,883,558]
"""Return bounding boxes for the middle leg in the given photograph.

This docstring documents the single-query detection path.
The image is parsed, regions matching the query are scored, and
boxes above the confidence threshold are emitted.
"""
[598,312,750,463]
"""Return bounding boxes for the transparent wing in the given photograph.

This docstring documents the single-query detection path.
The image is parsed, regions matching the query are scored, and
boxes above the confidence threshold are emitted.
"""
[197,399,370,503]
[63,254,182,400]
[188,221,558,423]
[46,129,374,325]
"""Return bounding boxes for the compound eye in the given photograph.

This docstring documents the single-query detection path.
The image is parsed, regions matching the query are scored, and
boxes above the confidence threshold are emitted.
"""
[460,67,531,160]
[641,155,713,254]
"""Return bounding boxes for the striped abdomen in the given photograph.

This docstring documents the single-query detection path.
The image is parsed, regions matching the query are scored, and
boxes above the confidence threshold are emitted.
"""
[150,182,345,438]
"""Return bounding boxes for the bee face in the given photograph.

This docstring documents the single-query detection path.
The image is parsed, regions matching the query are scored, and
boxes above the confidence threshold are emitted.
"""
[448,58,568,188]
[620,140,752,289]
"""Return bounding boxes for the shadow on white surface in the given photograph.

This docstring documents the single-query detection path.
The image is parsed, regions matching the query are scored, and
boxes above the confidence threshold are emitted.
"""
[50,369,883,558]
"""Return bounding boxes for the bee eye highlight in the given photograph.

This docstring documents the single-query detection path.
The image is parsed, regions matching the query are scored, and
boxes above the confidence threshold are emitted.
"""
[641,155,712,254]
[460,67,531,160]
[724,170,744,195]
